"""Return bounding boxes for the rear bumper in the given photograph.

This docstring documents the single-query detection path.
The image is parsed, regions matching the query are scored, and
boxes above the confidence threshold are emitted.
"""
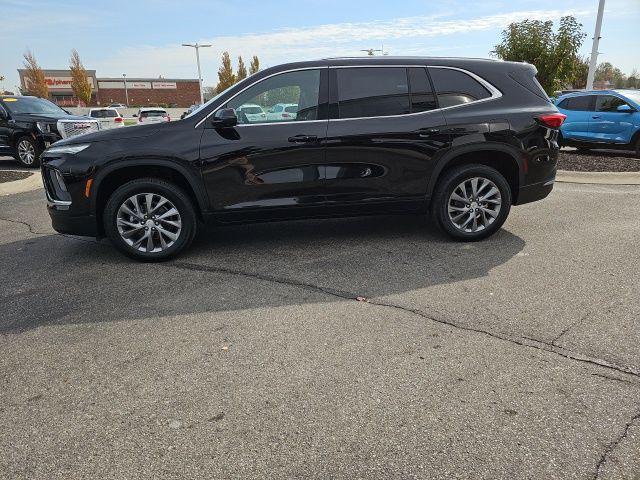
[515,177,555,205]
[48,206,97,237]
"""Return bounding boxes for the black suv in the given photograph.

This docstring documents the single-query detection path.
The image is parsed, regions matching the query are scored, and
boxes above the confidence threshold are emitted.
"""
[40,57,563,261]
[0,96,101,167]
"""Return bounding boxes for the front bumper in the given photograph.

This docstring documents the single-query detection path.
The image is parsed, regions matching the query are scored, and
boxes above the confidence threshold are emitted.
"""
[48,207,98,237]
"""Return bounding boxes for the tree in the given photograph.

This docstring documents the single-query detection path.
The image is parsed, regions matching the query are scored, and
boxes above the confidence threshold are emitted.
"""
[626,69,639,89]
[595,62,627,88]
[22,51,49,98]
[249,55,260,75]
[236,56,247,82]
[492,16,586,94]
[570,56,589,89]
[216,51,235,93]
[69,49,93,106]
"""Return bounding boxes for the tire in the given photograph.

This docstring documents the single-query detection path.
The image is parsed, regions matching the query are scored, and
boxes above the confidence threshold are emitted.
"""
[635,138,640,158]
[431,164,512,241]
[103,178,197,261]
[14,136,41,168]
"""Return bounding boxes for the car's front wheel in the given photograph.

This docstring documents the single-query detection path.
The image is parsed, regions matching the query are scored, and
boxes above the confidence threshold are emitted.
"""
[103,178,197,261]
[15,136,41,168]
[431,164,512,241]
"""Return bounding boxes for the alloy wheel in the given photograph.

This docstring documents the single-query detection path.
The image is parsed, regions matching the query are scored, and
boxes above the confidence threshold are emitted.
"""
[116,193,182,253]
[17,140,36,165]
[447,177,502,233]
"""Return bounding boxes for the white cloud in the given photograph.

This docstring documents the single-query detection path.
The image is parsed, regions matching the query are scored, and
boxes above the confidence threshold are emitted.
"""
[95,8,589,85]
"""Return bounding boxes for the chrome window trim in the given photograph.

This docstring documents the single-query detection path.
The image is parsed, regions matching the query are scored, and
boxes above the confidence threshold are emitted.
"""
[195,64,502,128]
[195,66,326,128]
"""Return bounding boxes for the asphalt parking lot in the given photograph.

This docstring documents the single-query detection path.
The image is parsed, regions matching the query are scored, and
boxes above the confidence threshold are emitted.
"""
[1,156,639,479]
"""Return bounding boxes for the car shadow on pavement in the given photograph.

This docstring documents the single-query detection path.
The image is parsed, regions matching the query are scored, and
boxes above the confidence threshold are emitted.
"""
[0,214,525,332]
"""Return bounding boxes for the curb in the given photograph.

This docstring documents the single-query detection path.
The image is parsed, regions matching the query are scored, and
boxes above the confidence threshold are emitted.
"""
[556,169,640,185]
[0,171,43,196]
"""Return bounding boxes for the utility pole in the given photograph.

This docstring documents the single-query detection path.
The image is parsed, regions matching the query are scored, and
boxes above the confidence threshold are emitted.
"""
[182,43,212,104]
[122,73,129,107]
[586,0,605,90]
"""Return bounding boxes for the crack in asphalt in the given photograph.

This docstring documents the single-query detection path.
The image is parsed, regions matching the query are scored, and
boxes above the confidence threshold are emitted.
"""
[551,309,593,346]
[0,217,101,244]
[593,411,640,479]
[170,261,640,382]
[0,217,50,235]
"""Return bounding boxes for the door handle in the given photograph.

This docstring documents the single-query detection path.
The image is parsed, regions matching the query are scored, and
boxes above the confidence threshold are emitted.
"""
[288,134,318,143]
[418,128,440,137]
[592,116,601,119]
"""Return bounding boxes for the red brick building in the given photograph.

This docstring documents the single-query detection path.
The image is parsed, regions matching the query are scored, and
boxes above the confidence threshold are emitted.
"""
[97,78,200,107]
[19,69,200,107]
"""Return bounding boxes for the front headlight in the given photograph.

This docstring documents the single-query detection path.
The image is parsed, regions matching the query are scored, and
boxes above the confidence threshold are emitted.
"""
[36,122,51,133]
[45,144,91,155]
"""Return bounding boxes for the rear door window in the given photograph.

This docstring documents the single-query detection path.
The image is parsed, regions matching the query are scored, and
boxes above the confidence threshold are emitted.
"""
[428,68,491,108]
[336,67,410,119]
[559,95,595,111]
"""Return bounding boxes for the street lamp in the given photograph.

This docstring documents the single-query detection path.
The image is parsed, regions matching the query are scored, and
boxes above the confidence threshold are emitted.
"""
[586,0,606,90]
[182,43,212,104]
[122,73,129,107]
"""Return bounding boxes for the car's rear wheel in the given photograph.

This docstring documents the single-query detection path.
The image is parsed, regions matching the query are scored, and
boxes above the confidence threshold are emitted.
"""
[15,136,41,168]
[103,178,197,261]
[431,164,512,241]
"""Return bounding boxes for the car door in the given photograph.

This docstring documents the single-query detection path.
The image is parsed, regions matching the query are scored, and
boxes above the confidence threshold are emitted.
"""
[590,94,636,144]
[199,68,329,219]
[0,103,12,153]
[557,95,596,141]
[323,66,448,211]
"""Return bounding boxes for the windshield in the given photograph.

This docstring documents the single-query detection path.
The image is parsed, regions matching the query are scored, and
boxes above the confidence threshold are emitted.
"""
[2,97,67,115]
[240,106,263,114]
[184,82,239,119]
[141,110,166,117]
[622,91,640,106]
[91,110,118,118]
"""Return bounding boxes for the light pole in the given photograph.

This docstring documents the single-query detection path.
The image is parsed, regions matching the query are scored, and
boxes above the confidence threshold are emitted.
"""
[586,0,606,90]
[122,73,129,107]
[182,43,212,104]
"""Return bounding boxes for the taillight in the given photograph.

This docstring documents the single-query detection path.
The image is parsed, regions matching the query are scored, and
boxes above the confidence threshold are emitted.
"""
[166,115,171,121]
[139,116,143,122]
[537,113,566,129]
[114,117,123,123]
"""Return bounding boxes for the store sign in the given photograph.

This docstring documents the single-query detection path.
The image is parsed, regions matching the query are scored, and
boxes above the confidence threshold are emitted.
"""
[152,81,177,89]
[44,76,95,90]
[98,81,152,89]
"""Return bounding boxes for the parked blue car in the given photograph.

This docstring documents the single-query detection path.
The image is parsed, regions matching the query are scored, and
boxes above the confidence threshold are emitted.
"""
[554,90,640,155]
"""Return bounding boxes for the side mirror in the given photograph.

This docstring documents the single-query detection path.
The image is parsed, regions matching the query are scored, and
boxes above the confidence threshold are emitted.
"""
[132,113,138,117]
[616,104,634,113]
[211,108,238,128]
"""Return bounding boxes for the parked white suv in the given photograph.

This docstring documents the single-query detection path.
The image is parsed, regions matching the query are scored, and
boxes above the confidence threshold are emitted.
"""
[266,103,298,121]
[88,108,124,129]
[137,107,170,124]
[235,104,266,123]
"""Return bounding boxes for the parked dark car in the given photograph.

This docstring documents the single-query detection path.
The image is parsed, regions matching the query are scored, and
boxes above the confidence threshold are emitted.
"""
[0,96,101,167]
[40,57,564,261]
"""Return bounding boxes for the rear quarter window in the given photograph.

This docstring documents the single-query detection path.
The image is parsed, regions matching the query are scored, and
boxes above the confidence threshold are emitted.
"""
[428,68,491,108]
[559,95,595,111]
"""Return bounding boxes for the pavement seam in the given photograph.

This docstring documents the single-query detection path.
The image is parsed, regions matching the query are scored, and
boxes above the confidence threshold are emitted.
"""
[592,411,640,479]
[0,217,102,244]
[169,261,640,382]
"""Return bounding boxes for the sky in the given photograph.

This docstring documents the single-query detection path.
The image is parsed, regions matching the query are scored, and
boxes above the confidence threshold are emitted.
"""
[1,0,639,93]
